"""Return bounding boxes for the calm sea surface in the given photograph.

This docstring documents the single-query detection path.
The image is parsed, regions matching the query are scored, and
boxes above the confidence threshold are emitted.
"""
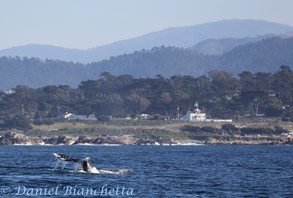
[0,145,292,198]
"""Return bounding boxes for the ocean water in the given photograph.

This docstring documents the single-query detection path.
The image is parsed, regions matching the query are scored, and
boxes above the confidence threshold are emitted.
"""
[0,145,292,198]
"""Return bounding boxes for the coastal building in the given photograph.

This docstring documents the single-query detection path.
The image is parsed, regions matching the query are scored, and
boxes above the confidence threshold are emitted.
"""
[183,102,232,122]
[139,114,149,120]
[184,109,206,121]
[57,112,72,119]
[88,114,96,119]
[183,102,206,121]
[68,114,87,119]
[57,113,96,120]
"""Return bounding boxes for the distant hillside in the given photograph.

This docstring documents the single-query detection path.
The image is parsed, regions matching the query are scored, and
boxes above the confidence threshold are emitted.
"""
[0,57,85,90]
[0,37,293,90]
[85,37,293,77]
[1,19,293,63]
[220,37,293,73]
[0,45,84,62]
[189,35,274,55]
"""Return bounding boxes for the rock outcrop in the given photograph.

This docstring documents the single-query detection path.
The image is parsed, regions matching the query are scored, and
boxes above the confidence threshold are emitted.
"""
[196,135,292,145]
[0,132,131,145]
[43,135,78,145]
[135,138,157,145]
[0,132,292,145]
[73,136,121,145]
[0,132,42,145]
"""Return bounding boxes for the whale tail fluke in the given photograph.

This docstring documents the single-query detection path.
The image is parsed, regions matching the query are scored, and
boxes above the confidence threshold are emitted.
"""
[53,153,97,173]
[53,153,82,163]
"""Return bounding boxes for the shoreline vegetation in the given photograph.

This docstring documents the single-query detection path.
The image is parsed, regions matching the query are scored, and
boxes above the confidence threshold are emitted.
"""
[0,119,292,145]
[0,66,292,146]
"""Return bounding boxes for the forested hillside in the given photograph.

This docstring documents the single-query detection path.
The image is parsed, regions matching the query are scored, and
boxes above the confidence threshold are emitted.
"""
[189,35,273,55]
[0,66,292,130]
[0,37,293,90]
[221,37,293,73]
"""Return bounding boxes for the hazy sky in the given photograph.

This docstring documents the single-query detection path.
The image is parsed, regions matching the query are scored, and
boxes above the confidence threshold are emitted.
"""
[1,0,293,50]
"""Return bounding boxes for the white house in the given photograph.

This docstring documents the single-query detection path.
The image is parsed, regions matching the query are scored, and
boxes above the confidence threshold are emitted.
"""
[88,114,96,119]
[68,114,87,119]
[139,114,149,120]
[57,113,96,120]
[57,112,72,119]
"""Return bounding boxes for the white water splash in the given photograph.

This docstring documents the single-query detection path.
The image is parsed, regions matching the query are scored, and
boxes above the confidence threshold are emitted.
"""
[54,160,68,170]
[97,168,133,174]
[73,162,82,172]
[53,159,132,174]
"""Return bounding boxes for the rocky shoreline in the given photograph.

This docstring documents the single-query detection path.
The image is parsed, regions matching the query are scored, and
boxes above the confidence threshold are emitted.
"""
[0,132,292,146]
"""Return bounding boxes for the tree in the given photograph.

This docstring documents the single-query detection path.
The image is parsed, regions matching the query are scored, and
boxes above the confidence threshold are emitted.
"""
[33,119,44,126]
[274,125,289,134]
[201,126,217,133]
[255,72,273,91]
[209,70,240,95]
[222,124,238,133]
[96,115,110,124]
[125,93,150,114]
[263,98,283,117]
[272,66,293,105]
[43,119,55,127]
[240,89,268,115]
[3,116,32,131]
[238,71,256,90]
[180,125,201,133]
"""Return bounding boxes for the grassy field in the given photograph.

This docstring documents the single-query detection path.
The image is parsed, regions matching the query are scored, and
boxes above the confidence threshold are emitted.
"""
[1,118,292,139]
[31,118,293,131]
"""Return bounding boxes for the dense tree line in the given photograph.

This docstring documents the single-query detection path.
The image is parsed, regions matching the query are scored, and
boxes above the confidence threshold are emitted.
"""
[1,37,293,90]
[0,66,293,130]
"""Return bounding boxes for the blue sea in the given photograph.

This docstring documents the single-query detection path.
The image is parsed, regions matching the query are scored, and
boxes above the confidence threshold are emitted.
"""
[0,145,292,198]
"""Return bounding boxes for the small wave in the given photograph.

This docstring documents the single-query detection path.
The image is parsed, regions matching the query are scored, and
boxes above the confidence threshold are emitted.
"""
[171,143,205,146]
[63,168,132,174]
[97,168,133,174]
[13,143,34,146]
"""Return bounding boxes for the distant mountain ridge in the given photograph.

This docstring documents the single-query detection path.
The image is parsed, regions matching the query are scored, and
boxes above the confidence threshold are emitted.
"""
[0,44,83,62]
[189,35,273,55]
[85,37,293,77]
[189,32,293,55]
[1,19,293,63]
[0,37,293,90]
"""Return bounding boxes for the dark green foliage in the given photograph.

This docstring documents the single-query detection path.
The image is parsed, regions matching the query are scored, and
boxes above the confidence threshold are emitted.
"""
[0,66,292,122]
[180,124,285,136]
[201,126,217,133]
[1,116,32,131]
[240,127,278,135]
[274,125,289,134]
[97,115,110,124]
[180,125,201,133]
[33,119,44,126]
[43,119,55,126]
[222,124,239,132]
[180,125,218,134]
